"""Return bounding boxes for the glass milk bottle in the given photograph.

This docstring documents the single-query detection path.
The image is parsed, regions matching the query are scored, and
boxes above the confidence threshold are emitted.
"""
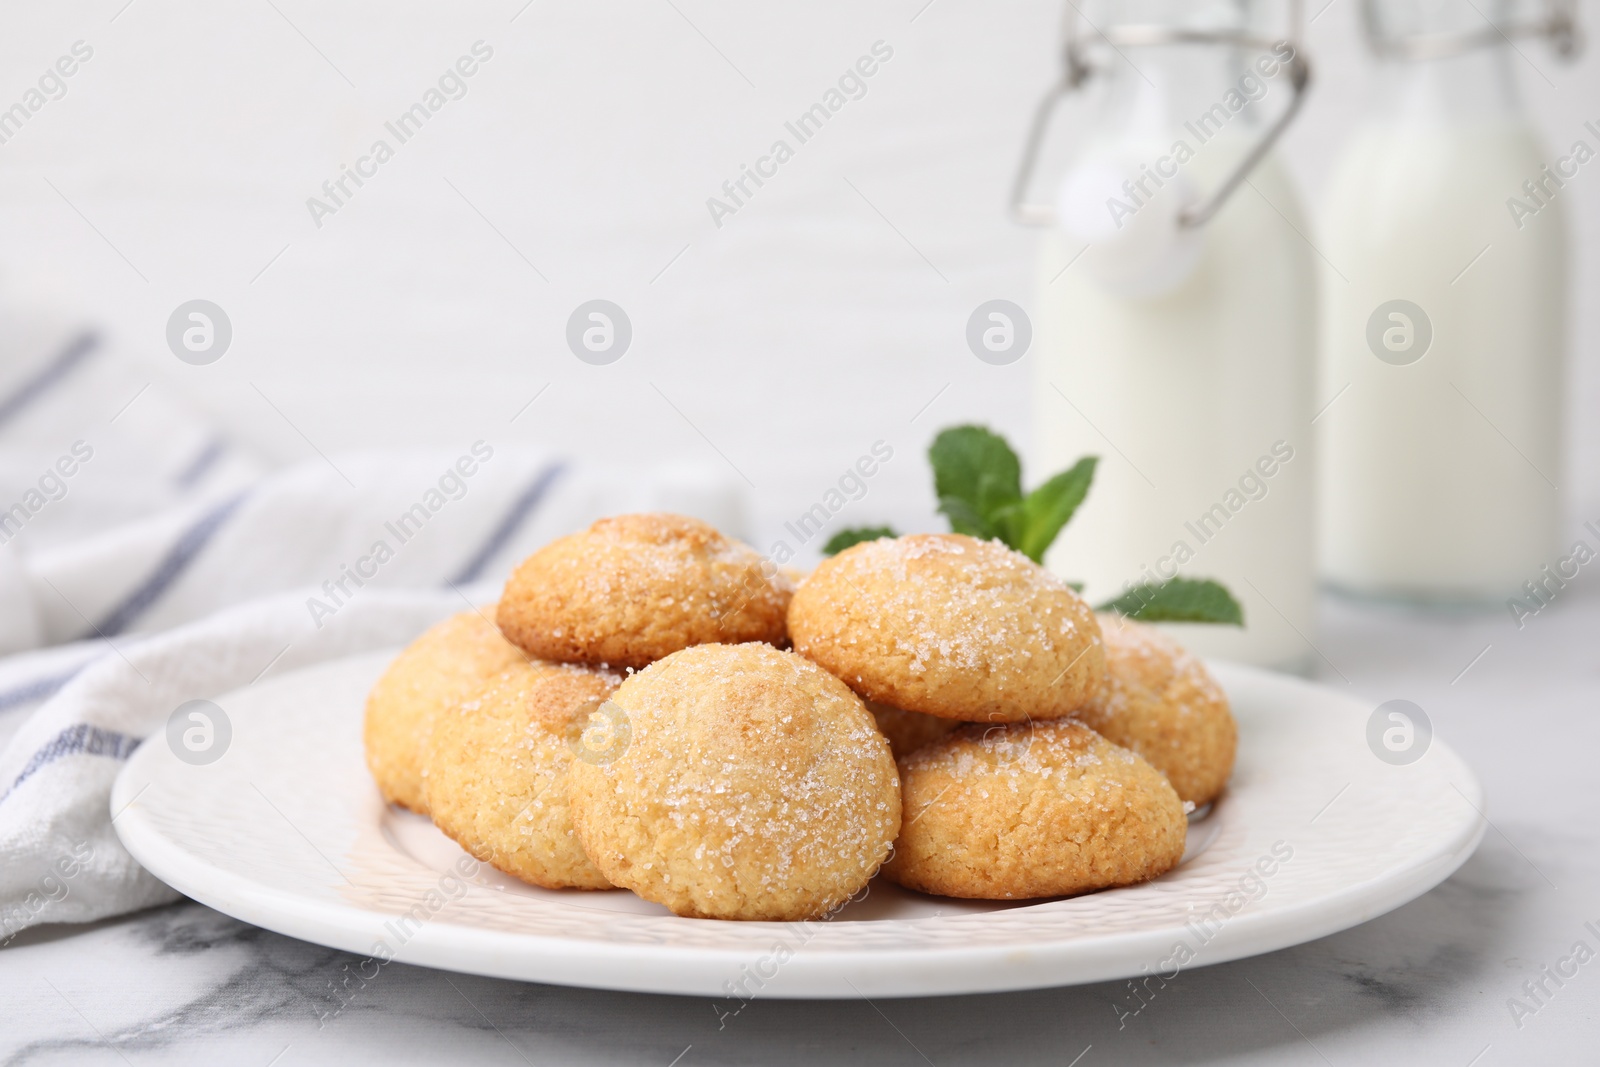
[1016,0,1318,669]
[1317,0,1580,602]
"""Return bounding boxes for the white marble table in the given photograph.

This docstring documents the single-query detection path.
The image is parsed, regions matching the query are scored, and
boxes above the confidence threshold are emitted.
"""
[2,586,1596,1067]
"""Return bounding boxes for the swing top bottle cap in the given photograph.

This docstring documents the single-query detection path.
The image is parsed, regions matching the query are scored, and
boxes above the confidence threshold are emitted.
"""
[1054,145,1204,299]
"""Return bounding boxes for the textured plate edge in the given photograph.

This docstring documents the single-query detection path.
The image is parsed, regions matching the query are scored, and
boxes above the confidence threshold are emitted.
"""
[111,782,1485,998]
[109,658,1488,999]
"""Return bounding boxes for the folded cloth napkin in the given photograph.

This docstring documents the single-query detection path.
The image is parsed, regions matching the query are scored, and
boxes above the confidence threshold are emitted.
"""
[0,316,747,940]
[0,314,265,570]
[0,590,475,939]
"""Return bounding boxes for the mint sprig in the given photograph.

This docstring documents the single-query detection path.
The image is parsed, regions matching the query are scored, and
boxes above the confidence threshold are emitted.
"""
[930,426,1093,564]
[818,423,1243,625]
[1016,457,1096,563]
[1096,578,1244,625]
[821,526,898,556]
[930,425,1024,544]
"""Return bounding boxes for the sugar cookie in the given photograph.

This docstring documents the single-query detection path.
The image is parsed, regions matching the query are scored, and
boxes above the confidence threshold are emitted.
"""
[363,608,526,813]
[883,719,1185,899]
[864,699,960,759]
[497,513,792,670]
[1071,614,1236,805]
[567,643,900,920]
[788,534,1104,722]
[423,658,620,890]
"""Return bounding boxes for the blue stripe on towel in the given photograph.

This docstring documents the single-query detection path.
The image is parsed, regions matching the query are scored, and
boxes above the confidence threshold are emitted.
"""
[0,332,99,432]
[448,462,564,585]
[173,437,228,490]
[90,490,250,638]
[0,664,94,713]
[0,723,142,807]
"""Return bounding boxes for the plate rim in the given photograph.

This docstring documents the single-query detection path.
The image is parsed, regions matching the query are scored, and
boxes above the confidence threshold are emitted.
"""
[111,652,1486,999]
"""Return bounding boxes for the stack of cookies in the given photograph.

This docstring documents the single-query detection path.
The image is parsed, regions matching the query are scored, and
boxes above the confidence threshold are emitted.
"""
[363,513,1236,921]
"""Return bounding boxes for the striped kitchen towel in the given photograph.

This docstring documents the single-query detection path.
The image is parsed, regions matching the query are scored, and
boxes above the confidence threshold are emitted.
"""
[0,590,475,937]
[0,319,747,939]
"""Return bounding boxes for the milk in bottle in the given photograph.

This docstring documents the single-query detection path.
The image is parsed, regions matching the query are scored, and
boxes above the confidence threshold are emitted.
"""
[1019,0,1319,668]
[1317,0,1577,602]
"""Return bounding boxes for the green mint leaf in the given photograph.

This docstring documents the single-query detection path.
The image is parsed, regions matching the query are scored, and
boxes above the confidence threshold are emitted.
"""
[929,426,1022,539]
[987,500,1027,552]
[821,526,898,556]
[975,471,1021,523]
[1096,578,1244,625]
[1017,456,1097,562]
[936,495,993,539]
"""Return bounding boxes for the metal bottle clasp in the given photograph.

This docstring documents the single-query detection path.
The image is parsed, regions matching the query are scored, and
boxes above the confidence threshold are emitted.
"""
[1360,0,1582,62]
[1009,2,1312,230]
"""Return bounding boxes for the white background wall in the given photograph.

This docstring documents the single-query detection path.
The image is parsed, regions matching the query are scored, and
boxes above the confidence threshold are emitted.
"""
[0,0,1593,556]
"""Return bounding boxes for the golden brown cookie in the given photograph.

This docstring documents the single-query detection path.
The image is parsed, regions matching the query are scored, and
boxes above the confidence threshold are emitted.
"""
[423,658,621,890]
[865,699,960,759]
[567,643,901,920]
[883,719,1186,899]
[1071,614,1236,805]
[363,608,527,814]
[497,513,793,670]
[787,534,1104,723]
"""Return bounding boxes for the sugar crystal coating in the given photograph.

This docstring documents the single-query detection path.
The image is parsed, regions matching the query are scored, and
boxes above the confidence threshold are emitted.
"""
[364,607,527,814]
[498,513,793,670]
[424,657,621,890]
[567,643,901,920]
[787,534,1105,722]
[1071,614,1236,805]
[884,719,1186,899]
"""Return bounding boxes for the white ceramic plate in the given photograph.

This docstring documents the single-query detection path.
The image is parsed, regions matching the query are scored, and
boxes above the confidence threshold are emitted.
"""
[112,650,1484,999]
